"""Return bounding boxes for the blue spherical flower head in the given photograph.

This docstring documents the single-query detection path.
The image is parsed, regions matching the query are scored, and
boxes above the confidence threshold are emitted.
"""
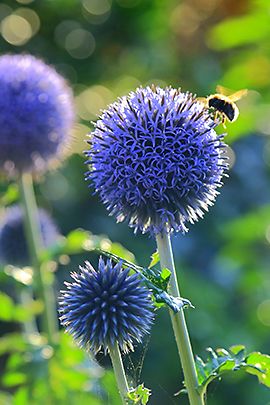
[59,258,154,354]
[0,54,75,175]
[0,205,59,266]
[86,86,227,235]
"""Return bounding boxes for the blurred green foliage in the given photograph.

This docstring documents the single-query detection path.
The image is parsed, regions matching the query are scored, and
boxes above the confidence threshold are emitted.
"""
[0,0,270,404]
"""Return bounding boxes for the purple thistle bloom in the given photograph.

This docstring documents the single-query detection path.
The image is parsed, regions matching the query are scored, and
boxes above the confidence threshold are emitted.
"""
[0,54,75,175]
[0,205,59,266]
[59,258,154,354]
[85,86,227,235]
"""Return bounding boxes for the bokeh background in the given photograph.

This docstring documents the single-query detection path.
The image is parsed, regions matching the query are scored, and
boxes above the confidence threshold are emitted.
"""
[0,0,270,404]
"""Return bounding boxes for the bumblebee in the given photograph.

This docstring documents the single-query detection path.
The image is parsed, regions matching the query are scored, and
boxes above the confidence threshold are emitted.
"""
[199,85,248,127]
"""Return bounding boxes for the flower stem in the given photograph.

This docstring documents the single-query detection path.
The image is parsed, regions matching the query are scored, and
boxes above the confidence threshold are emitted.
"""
[109,343,129,405]
[19,288,39,337]
[156,232,204,405]
[18,172,58,346]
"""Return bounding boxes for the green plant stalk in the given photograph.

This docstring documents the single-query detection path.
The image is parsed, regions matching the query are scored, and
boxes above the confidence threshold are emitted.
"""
[20,288,39,337]
[109,343,129,405]
[19,172,58,346]
[156,232,204,405]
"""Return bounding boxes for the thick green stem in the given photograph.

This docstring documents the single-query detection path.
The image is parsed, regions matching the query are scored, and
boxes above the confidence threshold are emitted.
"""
[109,343,129,405]
[19,172,58,346]
[156,232,204,405]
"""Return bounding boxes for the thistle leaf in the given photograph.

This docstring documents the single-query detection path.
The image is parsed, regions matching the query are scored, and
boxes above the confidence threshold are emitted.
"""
[149,250,160,268]
[99,250,194,313]
[127,384,151,404]
[195,345,270,396]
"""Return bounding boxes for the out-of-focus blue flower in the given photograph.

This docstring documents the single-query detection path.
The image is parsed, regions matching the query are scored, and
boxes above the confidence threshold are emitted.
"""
[0,54,74,175]
[59,258,154,353]
[0,205,59,266]
[86,86,227,235]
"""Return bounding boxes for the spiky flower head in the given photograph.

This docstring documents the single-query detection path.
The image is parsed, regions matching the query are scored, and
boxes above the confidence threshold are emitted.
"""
[0,54,75,175]
[0,205,59,266]
[85,86,227,235]
[59,258,154,353]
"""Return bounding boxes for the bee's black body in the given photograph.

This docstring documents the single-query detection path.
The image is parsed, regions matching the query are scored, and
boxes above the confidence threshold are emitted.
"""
[208,96,236,121]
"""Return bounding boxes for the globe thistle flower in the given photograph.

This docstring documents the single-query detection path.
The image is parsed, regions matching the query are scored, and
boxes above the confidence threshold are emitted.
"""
[85,86,227,235]
[59,258,154,354]
[0,205,59,266]
[0,54,75,175]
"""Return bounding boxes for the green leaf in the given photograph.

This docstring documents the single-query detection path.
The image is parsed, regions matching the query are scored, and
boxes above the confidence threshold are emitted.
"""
[246,352,270,387]
[106,242,135,262]
[13,299,43,322]
[229,345,246,356]
[101,370,122,405]
[229,345,246,362]
[13,387,29,405]
[207,13,270,50]
[149,250,160,268]
[0,292,14,321]
[99,250,193,312]
[40,228,135,263]
[0,292,43,323]
[2,372,27,387]
[0,333,26,355]
[63,229,91,254]
[196,345,270,396]
[127,384,151,404]
[160,267,171,289]
[155,292,194,313]
[0,184,19,206]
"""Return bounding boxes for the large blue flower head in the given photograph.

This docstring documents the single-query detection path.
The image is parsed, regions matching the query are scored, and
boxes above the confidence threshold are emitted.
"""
[0,205,59,266]
[85,86,227,235]
[0,54,75,175]
[59,258,154,353]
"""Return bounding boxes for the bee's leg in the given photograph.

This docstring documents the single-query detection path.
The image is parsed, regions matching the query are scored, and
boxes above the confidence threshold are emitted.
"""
[222,114,227,128]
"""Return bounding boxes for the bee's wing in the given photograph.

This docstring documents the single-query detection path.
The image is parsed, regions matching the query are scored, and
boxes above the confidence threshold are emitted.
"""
[228,89,248,102]
[216,85,248,101]
[216,85,232,96]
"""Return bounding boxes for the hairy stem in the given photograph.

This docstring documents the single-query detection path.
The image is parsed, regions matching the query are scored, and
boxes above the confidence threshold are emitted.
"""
[109,343,129,404]
[19,172,58,346]
[156,232,204,405]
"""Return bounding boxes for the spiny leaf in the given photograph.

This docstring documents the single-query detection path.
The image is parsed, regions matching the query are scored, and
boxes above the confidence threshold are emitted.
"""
[246,352,270,387]
[149,250,160,268]
[160,267,171,290]
[195,345,270,396]
[99,250,194,313]
[127,384,151,405]
[155,292,194,312]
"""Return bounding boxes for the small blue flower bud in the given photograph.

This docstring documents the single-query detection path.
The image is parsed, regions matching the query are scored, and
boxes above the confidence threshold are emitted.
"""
[59,258,154,353]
